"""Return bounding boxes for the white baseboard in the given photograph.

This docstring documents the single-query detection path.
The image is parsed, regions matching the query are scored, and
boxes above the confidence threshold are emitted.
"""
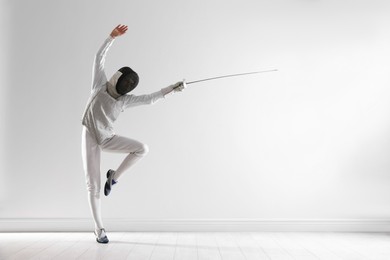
[0,218,389,232]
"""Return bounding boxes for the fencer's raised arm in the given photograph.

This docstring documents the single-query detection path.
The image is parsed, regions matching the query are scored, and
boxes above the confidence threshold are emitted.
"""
[91,25,128,92]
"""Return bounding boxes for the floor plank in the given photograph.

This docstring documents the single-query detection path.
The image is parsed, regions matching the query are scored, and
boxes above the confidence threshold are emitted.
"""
[252,232,295,260]
[214,232,246,260]
[52,233,92,260]
[234,232,269,260]
[149,232,177,260]
[100,232,143,260]
[196,232,222,260]
[271,232,319,259]
[125,232,160,260]
[286,232,343,260]
[174,232,198,260]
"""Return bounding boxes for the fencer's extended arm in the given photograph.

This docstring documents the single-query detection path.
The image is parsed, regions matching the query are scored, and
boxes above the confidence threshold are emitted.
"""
[122,90,165,109]
[121,81,186,109]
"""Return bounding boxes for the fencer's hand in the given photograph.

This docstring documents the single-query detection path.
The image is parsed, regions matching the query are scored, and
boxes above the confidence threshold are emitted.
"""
[161,80,186,97]
[173,80,187,92]
[110,24,128,38]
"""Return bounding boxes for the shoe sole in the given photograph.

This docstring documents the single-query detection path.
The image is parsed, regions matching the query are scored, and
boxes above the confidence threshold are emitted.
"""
[96,238,109,243]
[104,170,114,196]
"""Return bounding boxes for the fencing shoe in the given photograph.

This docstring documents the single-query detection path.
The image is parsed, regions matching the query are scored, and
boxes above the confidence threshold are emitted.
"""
[94,228,109,244]
[104,169,117,196]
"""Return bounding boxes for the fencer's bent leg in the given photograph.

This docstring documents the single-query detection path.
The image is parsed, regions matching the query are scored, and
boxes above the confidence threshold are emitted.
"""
[81,127,104,230]
[101,135,149,180]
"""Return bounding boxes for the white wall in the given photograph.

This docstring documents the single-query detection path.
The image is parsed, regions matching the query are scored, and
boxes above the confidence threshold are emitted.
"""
[1,0,390,231]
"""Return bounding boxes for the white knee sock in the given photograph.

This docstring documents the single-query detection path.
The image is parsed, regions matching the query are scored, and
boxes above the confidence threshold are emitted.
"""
[88,192,104,230]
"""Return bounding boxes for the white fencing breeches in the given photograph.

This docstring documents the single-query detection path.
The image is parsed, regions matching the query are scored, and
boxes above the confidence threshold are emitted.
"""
[81,126,149,229]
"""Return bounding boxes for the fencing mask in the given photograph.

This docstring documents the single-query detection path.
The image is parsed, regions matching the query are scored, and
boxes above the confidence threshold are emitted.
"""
[107,67,139,98]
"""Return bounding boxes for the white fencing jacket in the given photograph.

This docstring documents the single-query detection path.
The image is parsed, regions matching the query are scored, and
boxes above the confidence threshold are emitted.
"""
[82,36,166,145]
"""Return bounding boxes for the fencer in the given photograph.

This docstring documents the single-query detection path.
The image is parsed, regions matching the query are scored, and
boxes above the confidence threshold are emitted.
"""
[81,24,186,243]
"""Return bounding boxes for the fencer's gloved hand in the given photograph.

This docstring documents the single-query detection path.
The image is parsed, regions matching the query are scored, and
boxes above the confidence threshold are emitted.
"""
[173,80,187,93]
[161,80,187,97]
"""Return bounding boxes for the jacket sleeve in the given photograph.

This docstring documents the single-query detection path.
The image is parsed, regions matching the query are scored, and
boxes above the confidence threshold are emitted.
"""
[91,36,115,92]
[122,90,165,109]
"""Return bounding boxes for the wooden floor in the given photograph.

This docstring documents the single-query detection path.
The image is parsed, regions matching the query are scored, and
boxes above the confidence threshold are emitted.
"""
[0,232,389,260]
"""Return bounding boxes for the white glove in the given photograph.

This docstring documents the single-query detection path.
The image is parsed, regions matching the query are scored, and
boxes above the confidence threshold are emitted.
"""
[173,80,187,92]
[161,80,186,97]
